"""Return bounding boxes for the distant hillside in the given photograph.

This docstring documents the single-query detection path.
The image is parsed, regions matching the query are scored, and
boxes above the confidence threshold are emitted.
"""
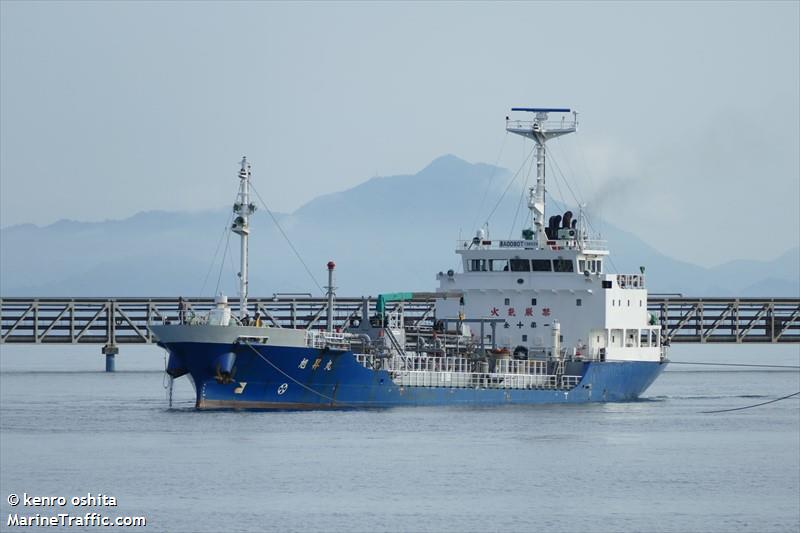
[1,155,797,297]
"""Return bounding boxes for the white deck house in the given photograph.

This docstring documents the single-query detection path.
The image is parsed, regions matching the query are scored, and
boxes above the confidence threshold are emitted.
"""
[435,108,662,363]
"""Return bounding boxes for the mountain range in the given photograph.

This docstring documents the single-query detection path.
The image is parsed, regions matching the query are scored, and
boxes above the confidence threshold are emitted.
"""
[1,155,797,298]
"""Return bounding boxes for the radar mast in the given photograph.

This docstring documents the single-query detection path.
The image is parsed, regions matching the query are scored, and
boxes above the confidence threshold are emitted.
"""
[506,108,578,248]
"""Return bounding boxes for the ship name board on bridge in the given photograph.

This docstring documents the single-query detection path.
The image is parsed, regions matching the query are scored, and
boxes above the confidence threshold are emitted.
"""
[498,240,536,248]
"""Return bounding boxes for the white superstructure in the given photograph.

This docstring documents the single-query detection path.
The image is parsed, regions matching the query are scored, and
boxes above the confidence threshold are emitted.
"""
[435,108,663,363]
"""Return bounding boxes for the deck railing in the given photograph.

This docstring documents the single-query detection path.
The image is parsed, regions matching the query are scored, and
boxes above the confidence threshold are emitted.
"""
[456,239,608,252]
[505,119,578,132]
[354,354,582,390]
[388,370,582,390]
[305,331,351,350]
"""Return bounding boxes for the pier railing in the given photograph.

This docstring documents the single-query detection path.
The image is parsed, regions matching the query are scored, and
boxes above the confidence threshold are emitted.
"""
[649,297,800,344]
[1,296,798,346]
[0,297,434,346]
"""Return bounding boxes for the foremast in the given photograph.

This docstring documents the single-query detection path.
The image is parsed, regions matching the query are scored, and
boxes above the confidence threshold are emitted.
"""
[505,108,578,249]
[232,156,256,321]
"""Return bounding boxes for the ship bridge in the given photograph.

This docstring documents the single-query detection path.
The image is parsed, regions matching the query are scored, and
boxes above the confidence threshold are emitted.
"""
[454,234,609,275]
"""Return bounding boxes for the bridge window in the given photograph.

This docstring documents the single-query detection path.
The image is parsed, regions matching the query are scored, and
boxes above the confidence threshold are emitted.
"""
[531,298,537,306]
[510,259,531,272]
[576,298,582,307]
[553,259,574,272]
[531,260,552,272]
[626,331,637,347]
[640,330,650,347]
[469,259,488,272]
[490,259,509,272]
[522,334,528,342]
[583,259,604,273]
[504,298,510,305]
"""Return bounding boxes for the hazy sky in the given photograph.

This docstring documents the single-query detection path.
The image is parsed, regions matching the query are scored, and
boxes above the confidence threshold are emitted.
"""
[1,1,798,267]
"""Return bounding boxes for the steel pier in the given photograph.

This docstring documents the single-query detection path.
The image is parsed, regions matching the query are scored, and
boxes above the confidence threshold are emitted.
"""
[1,296,798,370]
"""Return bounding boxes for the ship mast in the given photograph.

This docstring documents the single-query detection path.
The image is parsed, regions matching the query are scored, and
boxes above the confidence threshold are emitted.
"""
[506,108,578,249]
[232,156,256,321]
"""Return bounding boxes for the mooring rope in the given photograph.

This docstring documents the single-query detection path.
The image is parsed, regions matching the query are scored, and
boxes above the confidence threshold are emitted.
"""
[663,361,799,413]
[668,361,800,370]
[243,341,336,404]
[701,391,800,414]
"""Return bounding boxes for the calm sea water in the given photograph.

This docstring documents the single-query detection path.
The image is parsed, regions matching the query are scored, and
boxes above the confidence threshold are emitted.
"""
[1,345,798,533]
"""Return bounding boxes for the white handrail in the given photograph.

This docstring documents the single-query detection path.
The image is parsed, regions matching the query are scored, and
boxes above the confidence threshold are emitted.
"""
[353,354,583,391]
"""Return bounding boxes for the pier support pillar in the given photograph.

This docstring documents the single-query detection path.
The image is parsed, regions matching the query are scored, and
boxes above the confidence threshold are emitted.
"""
[103,344,119,372]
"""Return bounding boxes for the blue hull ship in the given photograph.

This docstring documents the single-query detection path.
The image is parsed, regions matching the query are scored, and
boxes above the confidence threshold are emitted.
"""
[151,109,669,410]
[152,329,666,409]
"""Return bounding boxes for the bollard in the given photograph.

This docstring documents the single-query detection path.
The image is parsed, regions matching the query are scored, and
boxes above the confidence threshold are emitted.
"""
[102,344,119,372]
